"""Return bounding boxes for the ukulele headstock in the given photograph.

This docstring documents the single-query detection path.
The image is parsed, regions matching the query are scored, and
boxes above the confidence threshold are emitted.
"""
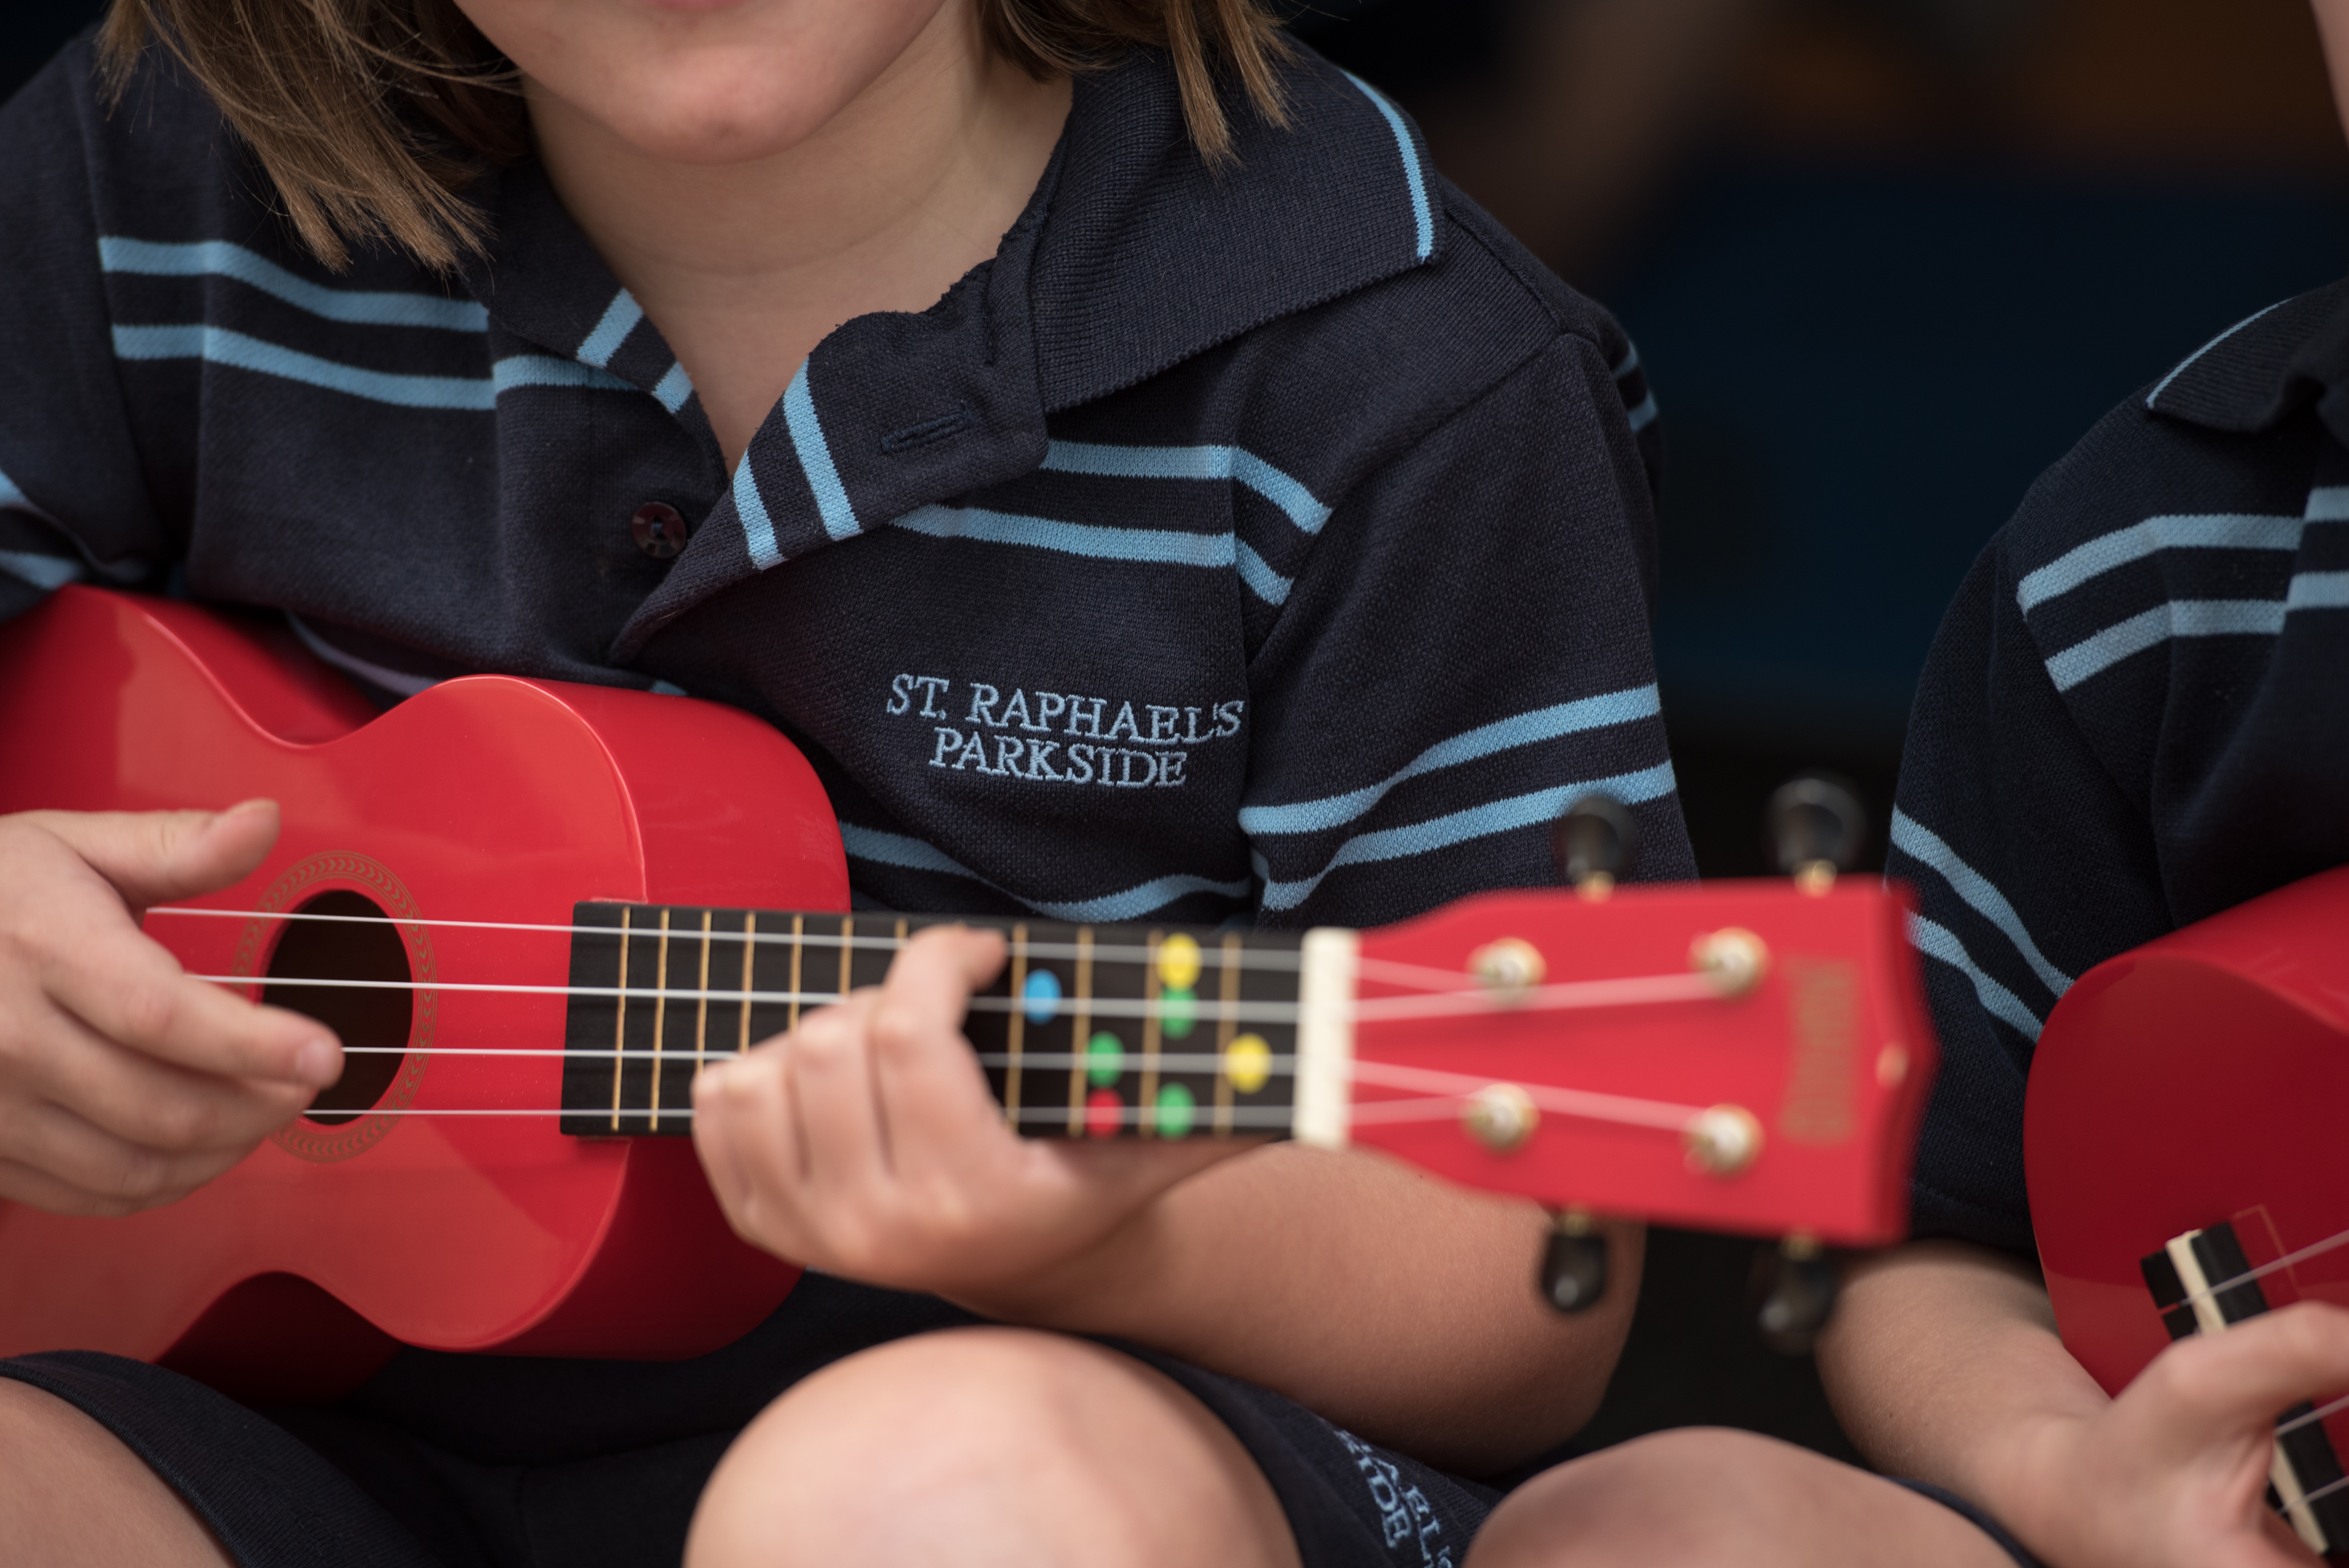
[1330,876,1934,1251]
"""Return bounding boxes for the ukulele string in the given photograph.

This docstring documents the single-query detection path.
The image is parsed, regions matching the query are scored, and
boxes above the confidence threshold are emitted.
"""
[2276,1389,2349,1440]
[2182,1224,2349,1312]
[263,1048,1711,1131]
[184,967,1730,1026]
[317,1098,1497,1128]
[144,905,1595,998]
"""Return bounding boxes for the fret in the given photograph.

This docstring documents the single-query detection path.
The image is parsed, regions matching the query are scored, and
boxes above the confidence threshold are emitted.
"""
[610,906,630,1133]
[649,908,672,1129]
[1138,930,1163,1138]
[736,912,755,1054]
[1004,924,1028,1128]
[694,909,713,1076]
[560,903,1309,1142]
[1214,932,1241,1135]
[786,913,803,1032]
[1068,928,1093,1136]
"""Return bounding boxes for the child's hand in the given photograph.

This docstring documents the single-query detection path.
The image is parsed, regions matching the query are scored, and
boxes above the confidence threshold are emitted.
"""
[0,802,343,1215]
[2001,1301,2349,1568]
[690,924,1253,1309]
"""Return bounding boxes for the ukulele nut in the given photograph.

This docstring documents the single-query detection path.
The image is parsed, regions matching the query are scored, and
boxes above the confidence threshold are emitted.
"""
[1690,928,1769,997]
[1469,938,1547,1003]
[1463,1083,1540,1152]
[1793,860,1838,896]
[1683,1103,1764,1177]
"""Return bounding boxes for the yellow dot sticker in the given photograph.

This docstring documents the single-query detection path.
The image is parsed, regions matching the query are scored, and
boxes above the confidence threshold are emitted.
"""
[1224,1033,1271,1095]
[1157,932,1202,993]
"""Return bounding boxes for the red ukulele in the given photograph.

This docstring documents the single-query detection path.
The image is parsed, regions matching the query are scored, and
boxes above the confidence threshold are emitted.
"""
[0,587,1937,1402]
[2030,866,2349,1559]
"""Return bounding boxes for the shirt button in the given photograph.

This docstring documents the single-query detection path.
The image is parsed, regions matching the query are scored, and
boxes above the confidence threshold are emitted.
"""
[631,502,690,559]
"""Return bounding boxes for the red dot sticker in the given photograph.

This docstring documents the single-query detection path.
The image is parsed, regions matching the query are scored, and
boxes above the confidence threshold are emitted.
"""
[1085,1088,1124,1138]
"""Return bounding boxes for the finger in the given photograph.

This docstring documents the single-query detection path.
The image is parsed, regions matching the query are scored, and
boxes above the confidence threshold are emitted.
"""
[3,996,314,1153]
[693,1050,811,1260]
[2148,1303,2349,1431]
[0,1093,257,1214]
[786,993,891,1190]
[28,801,280,912]
[40,916,340,1089]
[865,926,1014,1153]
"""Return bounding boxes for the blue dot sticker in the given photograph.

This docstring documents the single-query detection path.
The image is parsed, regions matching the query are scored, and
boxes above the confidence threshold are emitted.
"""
[1022,968,1062,1026]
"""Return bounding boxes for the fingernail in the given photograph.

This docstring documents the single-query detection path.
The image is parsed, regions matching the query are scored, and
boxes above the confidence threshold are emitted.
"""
[294,1038,341,1087]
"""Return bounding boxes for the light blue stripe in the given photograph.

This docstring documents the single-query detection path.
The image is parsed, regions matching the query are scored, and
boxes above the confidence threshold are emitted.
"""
[98,237,488,331]
[838,823,1249,922]
[782,360,858,541]
[577,290,643,369]
[1233,538,1292,605]
[734,455,782,570]
[1611,343,1641,381]
[1240,684,1662,838]
[1888,810,2071,999]
[113,324,499,410]
[492,356,633,394]
[285,613,437,697]
[1625,391,1659,434]
[895,504,1238,570]
[652,362,694,413]
[1343,73,1433,261]
[2146,299,2287,409]
[1040,442,1333,535]
[2287,571,2349,610]
[0,550,82,590]
[2306,486,2349,521]
[1907,913,2044,1042]
[1258,760,1677,913]
[649,679,688,696]
[2016,513,2305,615]
[2046,599,2288,690]
[0,468,29,513]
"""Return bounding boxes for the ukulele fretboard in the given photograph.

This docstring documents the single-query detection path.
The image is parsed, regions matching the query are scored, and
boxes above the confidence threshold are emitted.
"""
[558,904,1314,1140]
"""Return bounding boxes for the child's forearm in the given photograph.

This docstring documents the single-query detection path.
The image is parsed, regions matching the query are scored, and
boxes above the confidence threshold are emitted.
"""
[1816,1240,2105,1518]
[949,1143,1644,1475]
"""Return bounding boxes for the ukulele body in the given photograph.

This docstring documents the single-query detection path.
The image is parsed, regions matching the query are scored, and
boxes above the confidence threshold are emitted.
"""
[0,587,839,1399]
[2028,866,2349,1421]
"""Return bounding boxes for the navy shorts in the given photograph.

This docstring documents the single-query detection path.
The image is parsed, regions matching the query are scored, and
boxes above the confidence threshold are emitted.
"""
[0,1273,1497,1568]
[1896,1479,2044,1568]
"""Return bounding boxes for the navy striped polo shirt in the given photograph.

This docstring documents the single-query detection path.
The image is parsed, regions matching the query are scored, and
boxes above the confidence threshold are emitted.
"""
[1893,280,2349,1253]
[0,34,1690,934]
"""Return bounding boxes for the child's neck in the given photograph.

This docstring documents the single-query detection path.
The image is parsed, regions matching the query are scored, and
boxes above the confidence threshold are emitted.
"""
[528,6,1070,472]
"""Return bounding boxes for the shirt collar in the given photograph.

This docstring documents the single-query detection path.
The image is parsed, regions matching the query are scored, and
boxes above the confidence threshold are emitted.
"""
[2146,276,2349,449]
[456,46,1443,661]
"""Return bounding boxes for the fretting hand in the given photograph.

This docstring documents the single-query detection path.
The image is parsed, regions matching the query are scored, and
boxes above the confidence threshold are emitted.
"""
[0,802,343,1215]
[1997,1302,2349,1568]
[690,923,1254,1311]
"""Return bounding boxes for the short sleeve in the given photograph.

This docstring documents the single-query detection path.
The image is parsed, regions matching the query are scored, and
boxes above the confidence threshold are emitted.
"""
[1239,332,1695,930]
[0,40,169,617]
[1890,542,2170,1256]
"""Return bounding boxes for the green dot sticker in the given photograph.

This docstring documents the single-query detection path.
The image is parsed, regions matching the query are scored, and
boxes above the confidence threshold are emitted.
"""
[1159,985,1197,1040]
[1154,1082,1197,1139]
[1086,1032,1125,1087]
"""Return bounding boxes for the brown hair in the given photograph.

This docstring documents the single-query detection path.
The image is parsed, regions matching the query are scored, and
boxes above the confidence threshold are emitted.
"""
[98,0,1291,273]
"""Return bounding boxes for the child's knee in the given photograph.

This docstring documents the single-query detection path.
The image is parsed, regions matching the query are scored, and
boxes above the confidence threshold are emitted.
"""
[685,1327,1297,1568]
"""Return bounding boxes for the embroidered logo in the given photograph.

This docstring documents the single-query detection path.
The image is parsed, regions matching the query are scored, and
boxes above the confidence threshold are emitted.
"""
[887,673,1242,790]
[1333,1429,1456,1568]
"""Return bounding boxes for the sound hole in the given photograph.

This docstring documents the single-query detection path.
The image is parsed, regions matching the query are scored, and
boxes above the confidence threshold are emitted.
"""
[264,890,412,1126]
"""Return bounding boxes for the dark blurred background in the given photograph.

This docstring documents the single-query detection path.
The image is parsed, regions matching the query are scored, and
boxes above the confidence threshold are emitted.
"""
[8,0,2347,1475]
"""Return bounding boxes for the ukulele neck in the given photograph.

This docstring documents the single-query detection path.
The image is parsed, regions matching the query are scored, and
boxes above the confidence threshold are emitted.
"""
[556,903,1359,1142]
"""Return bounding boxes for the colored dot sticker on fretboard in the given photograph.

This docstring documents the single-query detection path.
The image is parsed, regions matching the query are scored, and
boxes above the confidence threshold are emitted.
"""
[1086,1032,1124,1087]
[1022,968,1062,1025]
[1155,1082,1196,1138]
[1156,933,1201,991]
[1085,1087,1124,1137]
[1224,1034,1271,1094]
[1159,987,1196,1039]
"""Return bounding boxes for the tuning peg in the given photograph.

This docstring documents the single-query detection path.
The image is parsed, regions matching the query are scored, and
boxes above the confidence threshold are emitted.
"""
[1554,793,1639,899]
[1538,1209,1609,1313]
[1750,1234,1837,1354]
[1765,774,1867,894]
